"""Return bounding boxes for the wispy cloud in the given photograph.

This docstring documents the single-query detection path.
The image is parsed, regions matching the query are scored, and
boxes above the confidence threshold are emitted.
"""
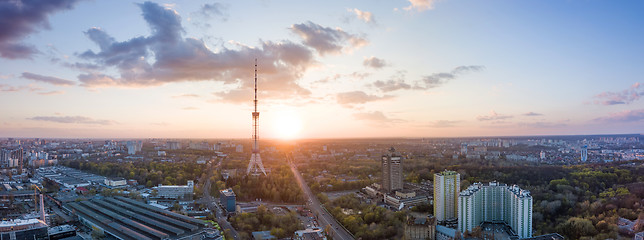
[0,0,83,59]
[428,120,460,128]
[348,8,376,24]
[199,2,228,20]
[477,110,513,121]
[371,71,412,92]
[363,56,388,69]
[403,0,435,12]
[593,82,643,105]
[173,93,200,98]
[353,111,403,124]
[523,112,543,117]
[417,65,484,89]
[594,109,644,122]
[336,91,393,106]
[38,90,65,95]
[291,21,368,55]
[28,115,117,125]
[22,72,76,86]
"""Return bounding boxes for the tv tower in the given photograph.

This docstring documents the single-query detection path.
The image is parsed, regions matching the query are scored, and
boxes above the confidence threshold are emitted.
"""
[247,59,267,176]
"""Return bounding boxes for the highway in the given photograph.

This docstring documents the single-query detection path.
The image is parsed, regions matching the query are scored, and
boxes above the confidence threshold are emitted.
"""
[287,155,355,240]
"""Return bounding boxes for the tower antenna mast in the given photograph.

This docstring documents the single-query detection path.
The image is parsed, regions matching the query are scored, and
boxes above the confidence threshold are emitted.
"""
[247,58,266,175]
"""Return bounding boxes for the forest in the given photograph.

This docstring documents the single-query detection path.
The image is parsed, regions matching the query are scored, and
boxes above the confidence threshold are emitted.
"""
[229,205,302,239]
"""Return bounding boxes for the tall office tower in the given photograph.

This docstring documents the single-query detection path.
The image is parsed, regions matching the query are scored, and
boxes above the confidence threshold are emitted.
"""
[247,59,267,176]
[458,182,533,238]
[382,147,403,193]
[460,143,468,155]
[581,145,588,162]
[434,170,460,222]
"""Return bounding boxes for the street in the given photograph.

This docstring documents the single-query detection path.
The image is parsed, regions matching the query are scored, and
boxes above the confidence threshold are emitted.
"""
[287,155,355,240]
[198,157,240,240]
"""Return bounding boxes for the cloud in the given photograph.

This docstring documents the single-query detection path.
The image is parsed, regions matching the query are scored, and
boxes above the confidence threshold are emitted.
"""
[336,91,393,105]
[348,8,375,24]
[523,112,543,117]
[38,90,65,95]
[594,109,644,122]
[403,0,435,12]
[593,82,643,105]
[0,84,22,92]
[363,56,387,69]
[417,65,484,89]
[353,111,402,124]
[291,21,368,55]
[0,0,82,59]
[28,115,117,125]
[173,93,200,98]
[371,66,483,92]
[372,71,412,92]
[199,2,228,20]
[477,111,513,121]
[21,72,76,86]
[75,2,315,103]
[315,72,371,84]
[428,120,460,128]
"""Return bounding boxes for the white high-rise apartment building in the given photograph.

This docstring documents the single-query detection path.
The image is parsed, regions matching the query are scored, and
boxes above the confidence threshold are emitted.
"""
[434,170,460,222]
[458,182,533,238]
[581,145,588,162]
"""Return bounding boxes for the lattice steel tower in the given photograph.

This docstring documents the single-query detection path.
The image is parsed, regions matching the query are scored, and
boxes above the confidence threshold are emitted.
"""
[247,59,267,176]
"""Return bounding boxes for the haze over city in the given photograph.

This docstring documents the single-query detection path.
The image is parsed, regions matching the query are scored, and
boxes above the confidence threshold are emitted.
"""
[1,0,643,139]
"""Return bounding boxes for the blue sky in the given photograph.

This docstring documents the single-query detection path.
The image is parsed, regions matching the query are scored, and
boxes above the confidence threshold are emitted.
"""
[0,0,643,138]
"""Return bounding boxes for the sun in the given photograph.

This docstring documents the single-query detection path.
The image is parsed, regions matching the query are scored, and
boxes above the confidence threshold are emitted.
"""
[273,111,303,139]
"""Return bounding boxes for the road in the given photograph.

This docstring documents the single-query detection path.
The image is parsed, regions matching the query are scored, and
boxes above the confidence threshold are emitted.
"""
[287,155,355,240]
[198,157,240,240]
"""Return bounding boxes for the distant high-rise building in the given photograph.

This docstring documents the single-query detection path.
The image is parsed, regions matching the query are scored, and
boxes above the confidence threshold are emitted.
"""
[382,147,403,193]
[460,143,468,155]
[581,145,588,162]
[322,145,328,151]
[126,141,142,155]
[166,141,181,150]
[236,145,244,153]
[458,182,532,238]
[434,170,460,222]
[540,151,546,160]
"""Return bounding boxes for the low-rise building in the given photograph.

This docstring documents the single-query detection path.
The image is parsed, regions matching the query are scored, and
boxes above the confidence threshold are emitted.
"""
[105,177,127,187]
[155,180,194,199]
[404,215,435,240]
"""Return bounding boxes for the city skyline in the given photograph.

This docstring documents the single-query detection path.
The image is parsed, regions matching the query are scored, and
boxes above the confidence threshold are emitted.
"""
[1,0,644,139]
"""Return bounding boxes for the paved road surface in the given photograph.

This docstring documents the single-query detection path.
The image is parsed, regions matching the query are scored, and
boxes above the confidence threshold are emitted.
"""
[287,156,355,240]
[199,157,240,240]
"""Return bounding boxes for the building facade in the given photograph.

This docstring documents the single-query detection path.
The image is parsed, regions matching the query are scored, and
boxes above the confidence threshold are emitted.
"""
[219,188,236,213]
[581,145,588,162]
[155,180,194,199]
[382,147,403,193]
[434,170,460,222]
[458,182,532,238]
[404,215,436,240]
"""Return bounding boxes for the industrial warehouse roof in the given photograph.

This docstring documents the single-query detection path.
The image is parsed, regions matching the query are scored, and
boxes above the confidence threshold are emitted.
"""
[64,196,207,240]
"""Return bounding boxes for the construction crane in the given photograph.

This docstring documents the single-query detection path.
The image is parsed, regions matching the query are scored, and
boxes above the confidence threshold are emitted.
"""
[31,184,46,224]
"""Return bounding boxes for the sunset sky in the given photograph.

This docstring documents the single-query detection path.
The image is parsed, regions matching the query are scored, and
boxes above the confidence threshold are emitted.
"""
[1,0,643,139]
